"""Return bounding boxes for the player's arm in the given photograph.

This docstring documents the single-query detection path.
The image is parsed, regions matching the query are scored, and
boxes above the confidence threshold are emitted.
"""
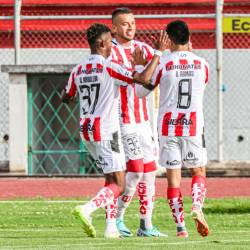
[204,61,209,84]
[135,63,163,97]
[107,31,168,86]
[60,67,77,103]
[132,30,168,85]
[135,84,152,98]
[106,56,163,88]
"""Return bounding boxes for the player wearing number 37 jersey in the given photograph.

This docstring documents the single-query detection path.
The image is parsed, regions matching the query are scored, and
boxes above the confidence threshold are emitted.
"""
[136,20,209,238]
[61,23,168,238]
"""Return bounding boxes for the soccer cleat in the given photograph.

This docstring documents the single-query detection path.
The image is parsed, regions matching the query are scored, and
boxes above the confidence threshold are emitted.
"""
[116,218,133,237]
[191,208,209,237]
[72,205,96,238]
[137,227,167,237]
[104,226,123,239]
[176,227,189,238]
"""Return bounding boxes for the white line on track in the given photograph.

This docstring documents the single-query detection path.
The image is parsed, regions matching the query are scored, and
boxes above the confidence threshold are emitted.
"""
[2,239,250,249]
[1,229,250,234]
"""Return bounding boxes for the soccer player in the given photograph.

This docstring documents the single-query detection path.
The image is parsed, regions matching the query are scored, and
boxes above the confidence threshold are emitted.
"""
[108,7,166,237]
[61,23,168,238]
[136,20,209,238]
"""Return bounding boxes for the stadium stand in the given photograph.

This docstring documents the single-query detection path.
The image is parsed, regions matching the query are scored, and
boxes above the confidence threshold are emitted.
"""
[1,0,250,49]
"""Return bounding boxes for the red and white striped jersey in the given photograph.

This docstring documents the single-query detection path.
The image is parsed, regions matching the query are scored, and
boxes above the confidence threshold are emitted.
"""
[111,38,154,125]
[151,51,209,137]
[65,54,134,141]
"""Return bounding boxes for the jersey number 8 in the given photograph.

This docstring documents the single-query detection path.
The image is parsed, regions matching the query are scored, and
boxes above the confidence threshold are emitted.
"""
[177,79,192,109]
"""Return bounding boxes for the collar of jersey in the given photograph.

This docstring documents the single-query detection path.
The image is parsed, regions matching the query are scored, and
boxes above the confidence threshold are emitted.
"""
[89,54,106,60]
[112,38,134,49]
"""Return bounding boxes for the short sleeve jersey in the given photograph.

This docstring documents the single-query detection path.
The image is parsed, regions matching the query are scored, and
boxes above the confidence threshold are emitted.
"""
[65,54,134,141]
[151,51,209,137]
[111,38,154,125]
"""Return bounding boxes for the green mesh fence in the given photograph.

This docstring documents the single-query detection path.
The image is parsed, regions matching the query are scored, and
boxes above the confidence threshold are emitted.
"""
[27,74,100,175]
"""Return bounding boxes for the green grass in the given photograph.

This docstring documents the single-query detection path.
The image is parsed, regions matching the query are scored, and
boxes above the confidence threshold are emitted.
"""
[0,197,250,249]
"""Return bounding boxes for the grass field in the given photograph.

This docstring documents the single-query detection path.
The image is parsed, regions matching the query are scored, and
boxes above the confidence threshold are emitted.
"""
[0,197,250,250]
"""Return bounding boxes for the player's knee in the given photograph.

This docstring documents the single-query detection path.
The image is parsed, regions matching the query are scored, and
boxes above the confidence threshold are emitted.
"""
[191,166,206,177]
[127,171,144,181]
[134,172,144,180]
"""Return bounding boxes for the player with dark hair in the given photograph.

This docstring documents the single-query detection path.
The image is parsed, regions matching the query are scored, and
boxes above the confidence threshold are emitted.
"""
[61,23,168,238]
[111,7,133,21]
[107,7,166,237]
[136,20,209,238]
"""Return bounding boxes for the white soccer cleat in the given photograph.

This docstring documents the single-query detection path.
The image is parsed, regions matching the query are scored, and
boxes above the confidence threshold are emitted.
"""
[104,225,123,239]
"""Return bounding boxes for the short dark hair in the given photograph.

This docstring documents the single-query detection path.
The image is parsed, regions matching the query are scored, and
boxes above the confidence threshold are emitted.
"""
[86,23,111,46]
[112,7,133,23]
[166,20,190,45]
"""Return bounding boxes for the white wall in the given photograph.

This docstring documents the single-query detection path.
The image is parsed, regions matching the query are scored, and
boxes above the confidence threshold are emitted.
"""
[0,48,250,170]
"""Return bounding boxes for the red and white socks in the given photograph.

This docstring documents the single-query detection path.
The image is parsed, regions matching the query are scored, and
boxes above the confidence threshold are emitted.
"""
[167,187,186,233]
[105,197,119,235]
[105,198,118,224]
[167,176,206,237]
[138,171,156,230]
[191,175,206,211]
[116,171,143,220]
[83,184,120,216]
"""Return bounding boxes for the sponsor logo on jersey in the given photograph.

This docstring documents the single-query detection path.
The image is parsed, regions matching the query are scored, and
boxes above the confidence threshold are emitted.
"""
[166,118,193,126]
[81,67,103,75]
[166,64,201,71]
[80,121,96,133]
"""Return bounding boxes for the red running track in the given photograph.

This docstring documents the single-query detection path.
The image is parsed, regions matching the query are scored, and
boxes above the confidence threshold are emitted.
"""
[0,178,249,200]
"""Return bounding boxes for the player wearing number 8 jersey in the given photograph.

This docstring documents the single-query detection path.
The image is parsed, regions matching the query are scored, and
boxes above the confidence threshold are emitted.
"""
[136,20,209,238]
[157,50,208,139]
[61,23,168,238]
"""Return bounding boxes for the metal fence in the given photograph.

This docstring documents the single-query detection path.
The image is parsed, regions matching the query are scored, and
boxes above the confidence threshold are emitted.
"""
[0,0,250,174]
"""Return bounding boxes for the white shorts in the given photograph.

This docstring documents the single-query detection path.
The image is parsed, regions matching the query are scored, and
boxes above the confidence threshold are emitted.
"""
[159,135,207,169]
[121,122,157,172]
[84,132,126,174]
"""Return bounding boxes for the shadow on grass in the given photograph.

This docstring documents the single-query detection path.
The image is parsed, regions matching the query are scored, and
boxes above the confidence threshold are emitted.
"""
[204,198,250,214]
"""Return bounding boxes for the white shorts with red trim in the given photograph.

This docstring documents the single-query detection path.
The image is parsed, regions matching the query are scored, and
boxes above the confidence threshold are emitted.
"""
[159,135,207,169]
[121,122,157,172]
[84,134,126,174]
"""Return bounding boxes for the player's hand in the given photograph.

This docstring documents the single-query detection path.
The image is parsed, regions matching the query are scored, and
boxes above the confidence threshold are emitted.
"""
[132,47,147,66]
[60,89,77,104]
[152,30,170,52]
